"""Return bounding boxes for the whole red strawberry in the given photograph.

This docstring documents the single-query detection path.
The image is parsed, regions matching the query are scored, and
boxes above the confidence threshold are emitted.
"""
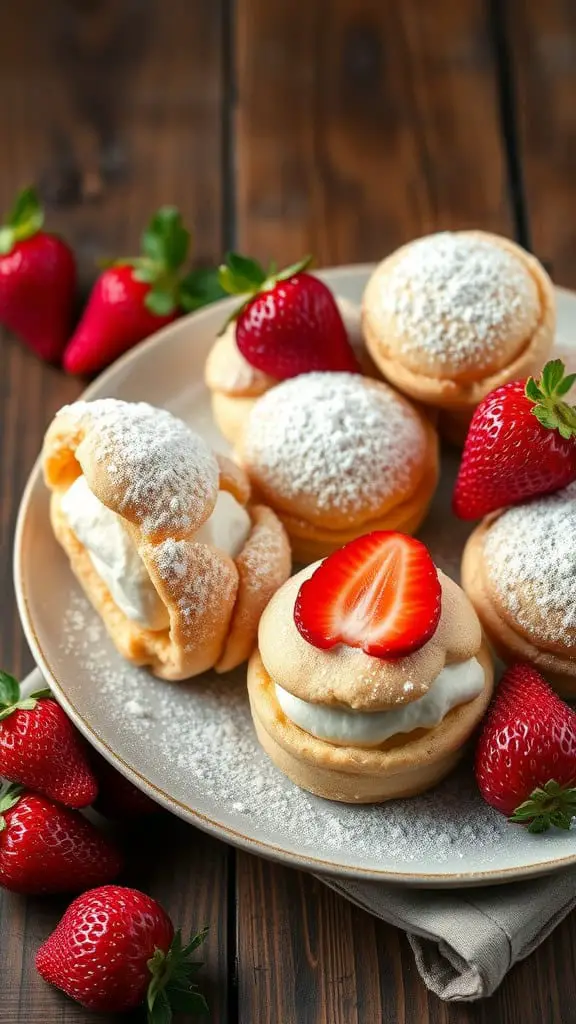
[453,359,576,519]
[63,207,225,375]
[475,664,576,832]
[0,669,97,808]
[36,885,208,1019]
[0,186,76,361]
[0,786,122,894]
[218,252,360,379]
[90,749,159,820]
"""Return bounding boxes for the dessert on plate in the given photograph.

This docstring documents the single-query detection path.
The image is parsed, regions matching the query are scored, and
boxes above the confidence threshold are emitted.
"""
[235,371,439,562]
[205,251,371,443]
[461,482,576,698]
[43,399,291,680]
[362,230,555,445]
[248,531,494,803]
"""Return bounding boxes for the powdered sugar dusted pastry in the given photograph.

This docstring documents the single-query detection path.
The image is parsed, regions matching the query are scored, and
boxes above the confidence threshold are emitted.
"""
[462,483,576,697]
[248,533,493,803]
[236,372,439,562]
[363,231,555,445]
[43,399,291,680]
[205,296,372,444]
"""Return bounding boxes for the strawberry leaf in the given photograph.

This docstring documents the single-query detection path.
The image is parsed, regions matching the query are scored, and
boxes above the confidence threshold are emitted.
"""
[556,372,576,397]
[510,779,576,833]
[525,377,544,403]
[142,207,190,272]
[147,928,208,1023]
[0,670,20,708]
[0,186,44,254]
[541,358,565,396]
[145,287,178,317]
[147,988,172,1024]
[132,263,160,285]
[179,267,227,312]
[0,783,23,830]
[273,254,313,282]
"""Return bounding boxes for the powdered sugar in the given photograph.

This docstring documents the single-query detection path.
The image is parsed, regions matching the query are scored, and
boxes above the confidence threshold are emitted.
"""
[60,400,219,539]
[57,592,568,874]
[243,373,427,518]
[377,232,540,376]
[484,483,576,643]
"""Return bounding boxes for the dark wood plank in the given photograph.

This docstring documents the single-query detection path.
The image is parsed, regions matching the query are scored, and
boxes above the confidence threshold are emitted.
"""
[0,2,230,1020]
[505,0,576,286]
[234,2,576,1022]
[235,0,513,269]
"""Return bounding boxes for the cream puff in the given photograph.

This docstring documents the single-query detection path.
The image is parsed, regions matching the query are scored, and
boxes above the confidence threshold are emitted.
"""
[462,483,576,698]
[362,231,555,445]
[248,532,494,803]
[205,296,374,444]
[43,399,291,680]
[235,372,439,563]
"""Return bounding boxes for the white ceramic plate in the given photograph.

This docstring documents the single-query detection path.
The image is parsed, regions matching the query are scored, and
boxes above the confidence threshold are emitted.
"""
[14,267,576,887]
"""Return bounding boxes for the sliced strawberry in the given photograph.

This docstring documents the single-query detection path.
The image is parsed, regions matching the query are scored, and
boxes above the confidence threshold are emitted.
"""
[294,532,442,659]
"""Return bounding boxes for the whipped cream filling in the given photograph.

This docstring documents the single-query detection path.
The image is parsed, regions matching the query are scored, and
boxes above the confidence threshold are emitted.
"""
[61,476,251,630]
[274,657,484,747]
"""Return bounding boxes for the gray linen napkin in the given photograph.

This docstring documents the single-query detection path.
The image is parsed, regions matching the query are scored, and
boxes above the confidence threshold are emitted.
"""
[20,671,575,1002]
[320,870,576,1000]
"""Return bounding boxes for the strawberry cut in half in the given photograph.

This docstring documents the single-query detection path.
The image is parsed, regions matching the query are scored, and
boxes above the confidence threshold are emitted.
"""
[294,531,442,659]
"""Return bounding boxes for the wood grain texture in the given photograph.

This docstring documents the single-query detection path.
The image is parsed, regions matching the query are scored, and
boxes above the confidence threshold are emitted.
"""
[506,0,576,285]
[0,2,229,1021]
[235,0,513,266]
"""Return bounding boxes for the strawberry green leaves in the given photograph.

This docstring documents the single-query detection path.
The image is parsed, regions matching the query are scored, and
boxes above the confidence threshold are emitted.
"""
[0,669,50,722]
[147,928,209,1023]
[510,779,576,834]
[525,359,576,439]
[217,251,313,329]
[0,185,45,255]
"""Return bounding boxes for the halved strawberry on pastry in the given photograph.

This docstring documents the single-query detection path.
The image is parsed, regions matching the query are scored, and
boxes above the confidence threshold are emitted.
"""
[204,252,377,443]
[248,531,494,804]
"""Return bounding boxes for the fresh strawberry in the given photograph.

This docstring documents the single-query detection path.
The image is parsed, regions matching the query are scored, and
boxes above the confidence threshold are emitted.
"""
[63,207,225,375]
[453,359,576,519]
[218,252,360,379]
[0,670,97,808]
[36,885,208,1019]
[475,664,576,833]
[0,786,122,894]
[294,531,442,658]
[0,185,76,361]
[90,749,159,820]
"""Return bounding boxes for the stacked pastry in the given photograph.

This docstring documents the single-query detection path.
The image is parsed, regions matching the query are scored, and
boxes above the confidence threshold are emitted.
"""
[43,399,291,680]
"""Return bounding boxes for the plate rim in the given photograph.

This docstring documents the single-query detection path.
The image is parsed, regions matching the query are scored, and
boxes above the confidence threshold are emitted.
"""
[13,265,576,887]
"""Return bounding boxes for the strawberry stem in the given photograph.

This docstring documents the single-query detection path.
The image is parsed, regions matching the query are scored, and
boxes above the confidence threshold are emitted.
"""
[509,779,576,833]
[525,359,576,440]
[0,186,44,256]
[217,251,314,332]
[0,783,23,831]
[146,927,209,1022]
[0,669,50,722]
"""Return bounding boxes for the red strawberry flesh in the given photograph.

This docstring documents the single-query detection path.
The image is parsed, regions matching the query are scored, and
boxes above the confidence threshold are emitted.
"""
[294,531,442,658]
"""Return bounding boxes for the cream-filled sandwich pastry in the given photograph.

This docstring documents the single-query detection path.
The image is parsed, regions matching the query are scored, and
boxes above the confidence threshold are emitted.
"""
[248,531,493,803]
[363,231,555,444]
[236,372,439,563]
[462,483,576,698]
[43,399,291,680]
[205,296,372,444]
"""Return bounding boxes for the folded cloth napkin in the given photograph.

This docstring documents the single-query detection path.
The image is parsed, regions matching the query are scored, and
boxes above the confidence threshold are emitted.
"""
[320,871,576,1001]
[21,671,574,1003]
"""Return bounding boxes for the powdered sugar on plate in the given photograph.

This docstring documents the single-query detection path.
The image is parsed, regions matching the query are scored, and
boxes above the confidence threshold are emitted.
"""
[243,373,427,519]
[58,591,572,875]
[484,483,576,644]
[376,232,540,377]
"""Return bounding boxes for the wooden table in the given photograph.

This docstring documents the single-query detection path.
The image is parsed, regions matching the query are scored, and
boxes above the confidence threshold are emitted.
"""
[1,2,575,1021]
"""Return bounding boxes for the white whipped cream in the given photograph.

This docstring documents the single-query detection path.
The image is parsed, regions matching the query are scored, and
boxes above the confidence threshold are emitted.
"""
[195,489,251,558]
[62,477,252,630]
[61,475,170,631]
[275,657,484,747]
